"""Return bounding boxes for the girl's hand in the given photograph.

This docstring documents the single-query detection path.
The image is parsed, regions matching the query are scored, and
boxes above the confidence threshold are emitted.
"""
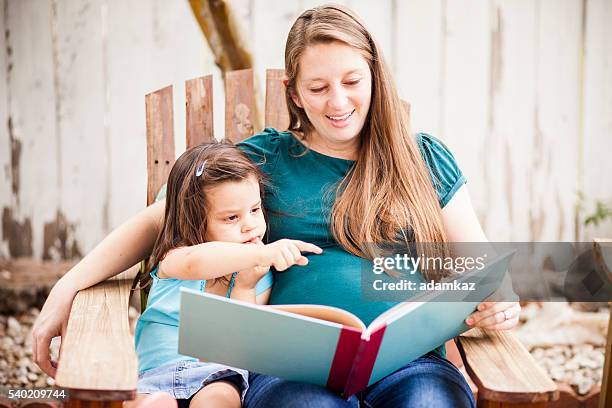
[234,264,270,290]
[235,238,271,289]
[263,239,323,271]
[465,301,521,330]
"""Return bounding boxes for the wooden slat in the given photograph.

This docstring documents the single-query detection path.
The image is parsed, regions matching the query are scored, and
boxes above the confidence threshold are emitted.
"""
[145,85,175,206]
[186,75,214,147]
[477,401,548,408]
[265,69,289,130]
[224,69,257,143]
[63,400,123,408]
[456,328,558,404]
[594,239,612,408]
[55,265,140,401]
[601,304,612,408]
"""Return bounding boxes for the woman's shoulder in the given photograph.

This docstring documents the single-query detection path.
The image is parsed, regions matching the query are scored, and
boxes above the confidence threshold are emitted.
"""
[238,128,295,173]
[237,128,294,155]
[415,132,467,208]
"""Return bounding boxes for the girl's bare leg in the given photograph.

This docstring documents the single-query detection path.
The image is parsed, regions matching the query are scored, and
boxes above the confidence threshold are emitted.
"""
[123,392,177,408]
[189,381,241,408]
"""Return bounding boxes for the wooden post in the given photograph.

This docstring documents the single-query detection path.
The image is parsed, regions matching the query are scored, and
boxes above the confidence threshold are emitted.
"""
[265,69,290,131]
[145,85,175,206]
[225,69,257,142]
[595,239,612,408]
[186,75,214,147]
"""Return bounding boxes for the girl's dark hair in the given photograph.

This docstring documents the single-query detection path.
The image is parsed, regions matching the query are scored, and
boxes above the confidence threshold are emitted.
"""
[145,142,266,288]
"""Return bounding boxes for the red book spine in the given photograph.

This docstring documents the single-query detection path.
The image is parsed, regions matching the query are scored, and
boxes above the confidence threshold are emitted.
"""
[326,326,362,395]
[342,324,387,398]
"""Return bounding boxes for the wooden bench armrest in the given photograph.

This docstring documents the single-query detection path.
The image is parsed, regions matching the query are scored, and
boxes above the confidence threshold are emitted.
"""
[457,328,559,404]
[55,266,140,401]
[593,238,612,408]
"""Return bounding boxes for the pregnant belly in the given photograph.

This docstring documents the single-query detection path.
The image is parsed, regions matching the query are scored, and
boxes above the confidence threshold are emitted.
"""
[269,246,398,326]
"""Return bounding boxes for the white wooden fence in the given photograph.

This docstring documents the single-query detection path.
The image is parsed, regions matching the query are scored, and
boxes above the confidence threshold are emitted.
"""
[1,0,611,260]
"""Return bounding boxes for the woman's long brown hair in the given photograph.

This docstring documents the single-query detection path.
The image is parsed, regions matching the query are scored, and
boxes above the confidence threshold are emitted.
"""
[284,5,449,281]
[145,142,266,288]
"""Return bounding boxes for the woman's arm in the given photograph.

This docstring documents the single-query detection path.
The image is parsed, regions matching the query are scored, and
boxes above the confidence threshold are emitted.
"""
[441,185,521,330]
[65,200,165,290]
[31,200,166,377]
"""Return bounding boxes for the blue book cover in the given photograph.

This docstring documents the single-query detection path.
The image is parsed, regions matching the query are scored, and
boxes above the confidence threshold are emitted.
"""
[178,251,515,397]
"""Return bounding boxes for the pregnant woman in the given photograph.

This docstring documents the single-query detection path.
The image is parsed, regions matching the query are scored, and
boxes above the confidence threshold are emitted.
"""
[32,4,520,407]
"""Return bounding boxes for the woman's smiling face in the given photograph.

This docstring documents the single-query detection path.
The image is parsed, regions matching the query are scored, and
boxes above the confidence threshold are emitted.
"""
[292,41,372,159]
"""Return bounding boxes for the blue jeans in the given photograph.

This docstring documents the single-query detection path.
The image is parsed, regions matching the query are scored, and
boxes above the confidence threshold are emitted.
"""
[244,353,475,408]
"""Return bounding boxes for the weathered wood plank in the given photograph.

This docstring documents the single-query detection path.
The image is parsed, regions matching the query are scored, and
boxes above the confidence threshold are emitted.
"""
[264,69,289,131]
[478,401,547,408]
[0,0,10,258]
[251,0,300,110]
[55,265,139,399]
[529,0,582,241]
[107,0,217,221]
[582,0,612,240]
[457,328,558,404]
[106,0,154,228]
[601,302,612,408]
[145,85,175,206]
[224,69,257,142]
[4,0,59,259]
[594,239,612,408]
[186,75,214,147]
[483,1,537,241]
[441,0,490,227]
[394,0,443,137]
[348,0,393,64]
[54,0,109,255]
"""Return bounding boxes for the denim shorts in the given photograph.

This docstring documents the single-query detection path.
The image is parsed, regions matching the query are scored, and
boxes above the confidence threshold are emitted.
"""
[137,360,249,402]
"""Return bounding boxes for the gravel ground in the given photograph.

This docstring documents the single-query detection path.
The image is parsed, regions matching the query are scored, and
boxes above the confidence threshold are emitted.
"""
[0,309,58,388]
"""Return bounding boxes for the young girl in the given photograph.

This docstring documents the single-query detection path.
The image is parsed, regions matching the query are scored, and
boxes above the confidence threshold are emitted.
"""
[130,142,322,408]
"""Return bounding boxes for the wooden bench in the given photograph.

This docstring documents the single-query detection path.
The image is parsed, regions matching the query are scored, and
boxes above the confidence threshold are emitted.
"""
[55,69,560,408]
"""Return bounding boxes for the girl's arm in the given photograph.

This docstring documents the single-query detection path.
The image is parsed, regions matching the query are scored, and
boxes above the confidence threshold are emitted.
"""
[159,242,271,280]
[159,239,322,280]
[31,200,166,377]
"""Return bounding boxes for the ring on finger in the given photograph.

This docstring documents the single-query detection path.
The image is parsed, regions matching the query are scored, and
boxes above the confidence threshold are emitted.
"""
[503,309,513,320]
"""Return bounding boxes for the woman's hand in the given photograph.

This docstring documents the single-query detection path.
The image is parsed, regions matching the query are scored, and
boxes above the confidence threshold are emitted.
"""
[263,239,323,271]
[31,279,78,378]
[465,301,521,330]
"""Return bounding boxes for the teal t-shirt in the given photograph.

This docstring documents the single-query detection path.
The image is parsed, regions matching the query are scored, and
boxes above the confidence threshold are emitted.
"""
[238,128,466,327]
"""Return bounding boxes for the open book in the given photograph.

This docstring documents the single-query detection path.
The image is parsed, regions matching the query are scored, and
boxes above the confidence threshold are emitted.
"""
[178,251,515,397]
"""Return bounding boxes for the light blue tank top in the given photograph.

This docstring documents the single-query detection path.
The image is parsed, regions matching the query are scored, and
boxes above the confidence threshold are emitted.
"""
[135,266,274,373]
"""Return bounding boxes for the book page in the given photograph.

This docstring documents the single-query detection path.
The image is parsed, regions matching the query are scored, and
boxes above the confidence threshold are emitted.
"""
[270,304,366,331]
